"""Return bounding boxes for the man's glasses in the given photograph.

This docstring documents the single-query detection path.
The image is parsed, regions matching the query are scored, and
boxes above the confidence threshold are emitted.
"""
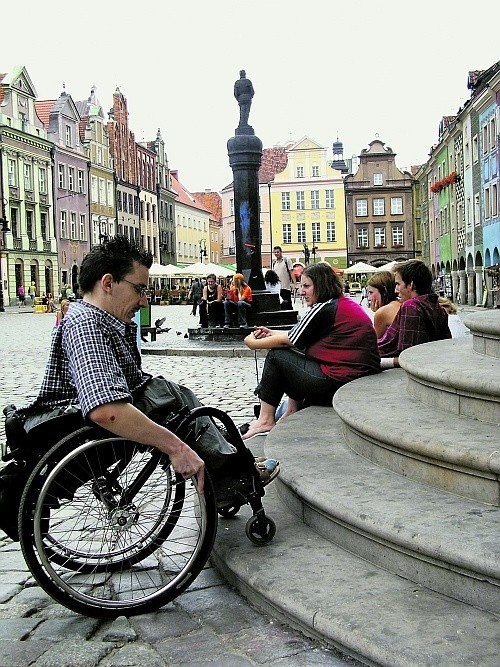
[121,279,148,297]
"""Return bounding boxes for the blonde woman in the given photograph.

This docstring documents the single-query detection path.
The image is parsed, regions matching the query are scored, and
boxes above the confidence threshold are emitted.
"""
[367,271,401,338]
[224,273,253,328]
[54,299,70,329]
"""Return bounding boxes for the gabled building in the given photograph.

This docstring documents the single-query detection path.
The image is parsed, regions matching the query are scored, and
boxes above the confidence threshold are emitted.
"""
[36,89,89,294]
[191,190,222,264]
[270,136,347,270]
[145,129,176,266]
[107,88,140,244]
[0,65,58,304]
[170,171,211,267]
[136,141,158,259]
[76,86,116,250]
[344,139,415,268]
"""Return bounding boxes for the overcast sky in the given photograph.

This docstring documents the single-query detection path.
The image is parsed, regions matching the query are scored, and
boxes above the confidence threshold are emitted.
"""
[3,1,499,193]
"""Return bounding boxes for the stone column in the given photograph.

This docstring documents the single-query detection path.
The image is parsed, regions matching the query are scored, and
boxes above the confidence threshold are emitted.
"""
[458,270,467,305]
[467,271,476,306]
[227,128,265,291]
[451,270,459,303]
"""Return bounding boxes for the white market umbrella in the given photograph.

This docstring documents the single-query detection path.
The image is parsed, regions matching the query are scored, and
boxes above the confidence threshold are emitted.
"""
[344,261,378,275]
[149,263,180,277]
[375,261,397,272]
[178,261,234,278]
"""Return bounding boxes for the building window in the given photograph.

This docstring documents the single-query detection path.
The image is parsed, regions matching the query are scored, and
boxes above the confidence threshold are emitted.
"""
[99,178,105,203]
[356,199,368,216]
[325,189,334,209]
[229,198,234,216]
[492,183,498,217]
[390,197,403,215]
[472,135,478,163]
[282,224,291,244]
[79,214,86,240]
[68,167,75,192]
[58,164,66,190]
[297,223,306,243]
[65,124,72,147]
[281,192,290,210]
[326,221,336,242]
[373,173,383,185]
[357,227,368,247]
[78,170,85,193]
[70,211,77,239]
[38,167,47,194]
[374,227,386,246]
[311,190,320,209]
[296,165,304,178]
[91,176,98,203]
[296,191,305,210]
[8,159,17,186]
[312,165,319,177]
[373,198,385,215]
[24,163,33,190]
[392,225,404,246]
[40,212,47,239]
[312,222,321,242]
[107,180,114,206]
[26,210,34,239]
[60,211,67,238]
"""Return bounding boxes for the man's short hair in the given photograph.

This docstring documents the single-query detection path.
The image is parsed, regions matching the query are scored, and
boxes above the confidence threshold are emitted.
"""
[394,260,433,295]
[79,235,153,294]
[273,246,282,252]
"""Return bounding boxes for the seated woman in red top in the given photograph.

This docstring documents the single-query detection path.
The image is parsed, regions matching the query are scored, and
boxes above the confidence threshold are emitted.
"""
[242,263,380,440]
[224,273,253,328]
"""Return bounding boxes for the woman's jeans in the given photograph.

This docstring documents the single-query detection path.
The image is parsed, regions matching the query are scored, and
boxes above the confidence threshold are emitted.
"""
[224,300,252,326]
[256,348,342,408]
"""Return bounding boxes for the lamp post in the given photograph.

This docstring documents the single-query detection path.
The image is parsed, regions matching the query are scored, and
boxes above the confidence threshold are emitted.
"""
[199,239,207,264]
[0,213,10,312]
[0,195,10,312]
[303,243,310,265]
[267,181,273,267]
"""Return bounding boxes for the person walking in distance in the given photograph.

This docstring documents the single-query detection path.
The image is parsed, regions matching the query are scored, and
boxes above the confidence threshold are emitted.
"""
[17,284,26,307]
[188,278,203,316]
[272,246,294,310]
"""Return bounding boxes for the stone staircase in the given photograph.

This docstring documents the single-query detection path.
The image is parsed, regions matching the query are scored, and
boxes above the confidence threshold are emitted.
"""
[211,311,500,666]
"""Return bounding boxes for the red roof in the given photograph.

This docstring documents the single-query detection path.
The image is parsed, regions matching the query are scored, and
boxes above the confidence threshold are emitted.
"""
[191,191,222,222]
[170,172,212,214]
[34,100,56,128]
[258,146,288,183]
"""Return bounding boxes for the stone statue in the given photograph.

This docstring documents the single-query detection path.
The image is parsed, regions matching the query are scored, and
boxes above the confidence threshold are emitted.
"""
[234,69,254,128]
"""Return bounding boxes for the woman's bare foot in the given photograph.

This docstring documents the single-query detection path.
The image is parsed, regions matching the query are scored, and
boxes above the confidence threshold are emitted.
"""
[241,419,276,440]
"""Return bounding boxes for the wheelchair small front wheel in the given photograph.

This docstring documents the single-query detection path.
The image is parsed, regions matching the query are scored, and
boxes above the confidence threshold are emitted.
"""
[245,514,276,545]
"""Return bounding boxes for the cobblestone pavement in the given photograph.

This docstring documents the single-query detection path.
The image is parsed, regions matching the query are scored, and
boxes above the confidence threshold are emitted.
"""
[0,304,359,667]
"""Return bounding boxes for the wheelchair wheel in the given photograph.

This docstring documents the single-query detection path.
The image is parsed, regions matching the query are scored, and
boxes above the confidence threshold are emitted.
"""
[19,430,217,617]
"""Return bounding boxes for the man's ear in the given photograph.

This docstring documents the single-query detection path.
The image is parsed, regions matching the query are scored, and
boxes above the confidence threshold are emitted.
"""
[102,273,114,291]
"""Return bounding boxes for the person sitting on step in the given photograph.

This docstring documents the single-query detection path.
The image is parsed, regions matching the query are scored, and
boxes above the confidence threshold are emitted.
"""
[224,273,253,328]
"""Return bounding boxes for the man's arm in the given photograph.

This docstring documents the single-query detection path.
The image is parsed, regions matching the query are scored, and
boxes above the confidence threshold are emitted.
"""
[89,401,205,492]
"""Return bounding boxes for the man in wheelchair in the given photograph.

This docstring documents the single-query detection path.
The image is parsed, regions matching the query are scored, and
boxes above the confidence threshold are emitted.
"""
[9,235,279,511]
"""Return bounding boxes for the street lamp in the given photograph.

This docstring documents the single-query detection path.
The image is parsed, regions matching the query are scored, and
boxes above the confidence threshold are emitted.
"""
[199,239,207,263]
[0,198,10,312]
[303,243,310,265]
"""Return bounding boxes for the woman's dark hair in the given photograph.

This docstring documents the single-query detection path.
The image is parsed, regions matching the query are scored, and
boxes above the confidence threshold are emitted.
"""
[302,263,343,302]
[367,271,398,306]
[264,269,279,286]
[394,259,433,295]
[78,235,153,293]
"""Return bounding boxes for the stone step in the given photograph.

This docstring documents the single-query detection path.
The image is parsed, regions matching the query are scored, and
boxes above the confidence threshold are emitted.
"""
[212,482,500,667]
[463,310,500,360]
[333,370,500,505]
[259,407,500,615]
[399,338,500,424]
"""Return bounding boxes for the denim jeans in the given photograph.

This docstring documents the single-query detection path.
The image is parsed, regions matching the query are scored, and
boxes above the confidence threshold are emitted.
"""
[224,299,252,326]
[255,348,342,408]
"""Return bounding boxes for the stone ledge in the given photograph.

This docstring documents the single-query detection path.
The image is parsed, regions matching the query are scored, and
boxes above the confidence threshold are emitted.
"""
[333,371,500,503]
[261,407,500,614]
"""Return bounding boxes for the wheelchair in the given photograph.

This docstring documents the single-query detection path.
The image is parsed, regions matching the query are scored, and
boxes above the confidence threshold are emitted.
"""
[1,404,276,618]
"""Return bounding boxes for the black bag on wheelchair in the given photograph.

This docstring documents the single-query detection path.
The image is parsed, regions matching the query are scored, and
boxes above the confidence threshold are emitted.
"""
[1,404,84,541]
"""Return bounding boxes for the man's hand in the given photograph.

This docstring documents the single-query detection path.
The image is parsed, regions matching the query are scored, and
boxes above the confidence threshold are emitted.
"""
[167,444,205,493]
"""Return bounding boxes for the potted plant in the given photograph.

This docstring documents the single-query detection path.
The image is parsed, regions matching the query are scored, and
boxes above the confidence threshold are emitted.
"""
[160,287,170,305]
